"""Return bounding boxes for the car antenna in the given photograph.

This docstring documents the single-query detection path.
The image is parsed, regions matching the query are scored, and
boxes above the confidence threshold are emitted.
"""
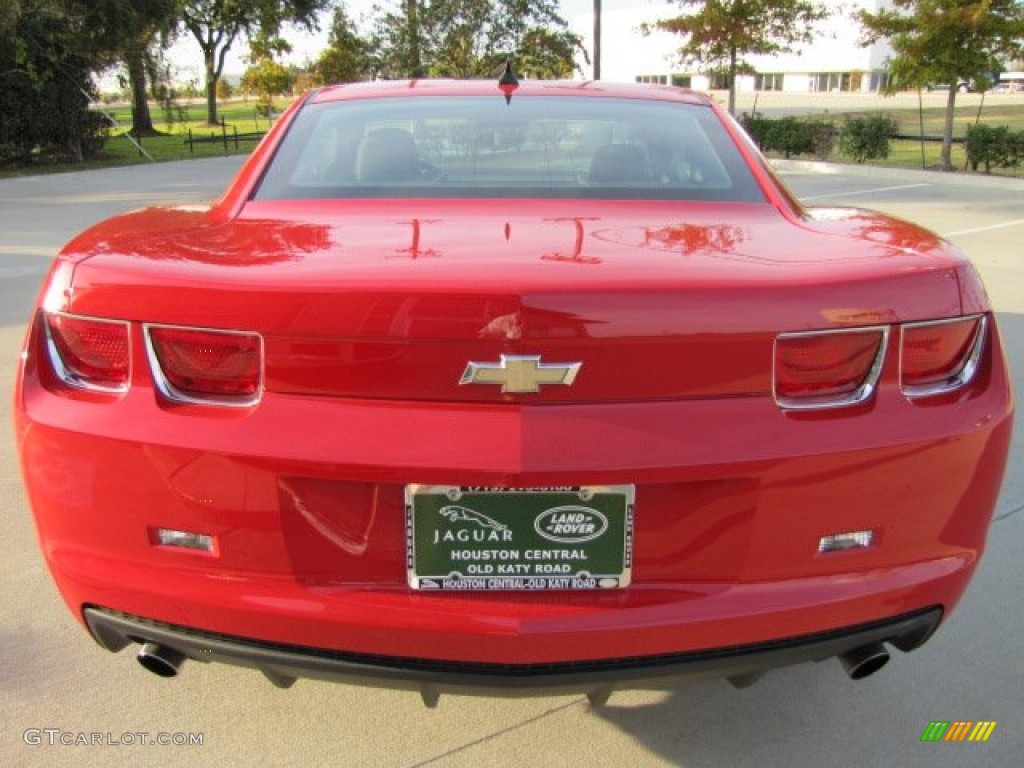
[498,60,519,105]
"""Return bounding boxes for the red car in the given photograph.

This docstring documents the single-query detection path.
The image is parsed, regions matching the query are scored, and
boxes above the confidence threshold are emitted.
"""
[14,79,1013,706]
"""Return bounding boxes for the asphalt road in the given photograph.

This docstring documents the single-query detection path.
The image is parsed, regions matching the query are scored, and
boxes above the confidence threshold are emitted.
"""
[1,157,1021,767]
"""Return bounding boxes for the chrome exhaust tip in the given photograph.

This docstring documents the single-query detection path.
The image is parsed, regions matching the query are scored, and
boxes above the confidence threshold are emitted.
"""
[838,642,890,680]
[137,642,186,678]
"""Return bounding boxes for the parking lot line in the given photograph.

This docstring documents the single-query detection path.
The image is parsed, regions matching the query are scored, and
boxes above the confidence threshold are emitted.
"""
[941,218,1024,238]
[801,183,930,201]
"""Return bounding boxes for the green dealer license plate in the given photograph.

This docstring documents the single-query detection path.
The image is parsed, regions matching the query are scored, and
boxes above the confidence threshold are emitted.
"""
[406,485,634,591]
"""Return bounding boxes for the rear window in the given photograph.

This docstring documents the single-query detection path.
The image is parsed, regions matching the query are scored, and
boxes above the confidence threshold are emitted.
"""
[254,95,764,202]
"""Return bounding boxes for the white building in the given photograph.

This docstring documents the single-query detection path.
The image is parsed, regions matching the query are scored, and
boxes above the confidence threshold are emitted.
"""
[571,1,897,93]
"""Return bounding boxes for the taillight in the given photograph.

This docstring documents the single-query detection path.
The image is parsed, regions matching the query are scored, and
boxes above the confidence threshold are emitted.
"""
[44,313,131,393]
[145,325,263,406]
[901,315,986,397]
[774,327,888,409]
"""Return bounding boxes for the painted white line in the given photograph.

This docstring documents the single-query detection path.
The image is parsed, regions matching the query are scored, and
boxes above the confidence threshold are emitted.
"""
[801,183,930,201]
[941,219,1024,238]
[0,245,56,257]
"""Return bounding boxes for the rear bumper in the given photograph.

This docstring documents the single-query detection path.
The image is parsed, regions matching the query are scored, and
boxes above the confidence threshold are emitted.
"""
[16,310,1013,679]
[85,605,942,698]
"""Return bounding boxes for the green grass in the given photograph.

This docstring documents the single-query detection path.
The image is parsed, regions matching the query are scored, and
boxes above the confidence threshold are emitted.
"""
[0,98,286,176]
[95,98,284,165]
[817,103,1024,136]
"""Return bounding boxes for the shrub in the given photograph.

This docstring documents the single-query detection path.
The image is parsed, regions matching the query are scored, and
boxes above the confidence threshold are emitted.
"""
[740,113,836,160]
[806,120,837,160]
[765,116,815,158]
[965,123,1022,173]
[739,111,772,150]
[839,114,898,163]
[78,110,110,159]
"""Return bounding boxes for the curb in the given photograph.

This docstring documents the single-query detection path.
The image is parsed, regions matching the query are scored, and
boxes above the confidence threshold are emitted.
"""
[770,158,1024,191]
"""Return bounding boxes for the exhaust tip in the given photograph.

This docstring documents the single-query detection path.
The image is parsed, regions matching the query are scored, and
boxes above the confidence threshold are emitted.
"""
[839,642,890,680]
[137,642,186,678]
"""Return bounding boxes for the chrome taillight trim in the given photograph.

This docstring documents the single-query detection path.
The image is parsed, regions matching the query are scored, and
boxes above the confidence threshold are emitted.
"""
[143,323,264,408]
[773,325,890,411]
[900,314,987,399]
[42,311,131,395]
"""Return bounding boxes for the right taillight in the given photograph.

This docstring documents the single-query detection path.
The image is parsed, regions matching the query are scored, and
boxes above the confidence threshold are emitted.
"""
[901,315,986,397]
[774,326,888,409]
[43,312,131,394]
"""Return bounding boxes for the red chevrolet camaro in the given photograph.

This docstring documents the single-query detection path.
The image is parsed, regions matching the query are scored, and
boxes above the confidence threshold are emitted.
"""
[14,79,1013,706]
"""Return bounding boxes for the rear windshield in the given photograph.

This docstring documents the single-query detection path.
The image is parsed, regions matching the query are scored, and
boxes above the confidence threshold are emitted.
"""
[254,95,765,202]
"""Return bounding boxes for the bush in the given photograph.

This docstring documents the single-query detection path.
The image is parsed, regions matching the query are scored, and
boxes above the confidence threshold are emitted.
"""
[740,113,836,160]
[765,116,815,158]
[806,120,837,160]
[839,114,898,163]
[739,111,772,150]
[78,110,110,159]
[965,123,1022,173]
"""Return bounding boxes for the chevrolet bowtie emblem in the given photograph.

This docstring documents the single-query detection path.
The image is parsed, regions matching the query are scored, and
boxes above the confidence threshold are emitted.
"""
[459,355,582,394]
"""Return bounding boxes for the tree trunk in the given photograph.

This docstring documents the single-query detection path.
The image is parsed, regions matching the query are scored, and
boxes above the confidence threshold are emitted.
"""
[205,50,219,126]
[939,86,956,171]
[126,46,155,135]
[728,47,737,116]
[406,0,423,78]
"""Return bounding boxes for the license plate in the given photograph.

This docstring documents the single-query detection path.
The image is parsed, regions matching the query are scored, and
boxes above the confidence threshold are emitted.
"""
[405,485,634,591]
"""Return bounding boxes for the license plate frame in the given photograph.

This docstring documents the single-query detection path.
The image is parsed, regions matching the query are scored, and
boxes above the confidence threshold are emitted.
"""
[405,485,634,591]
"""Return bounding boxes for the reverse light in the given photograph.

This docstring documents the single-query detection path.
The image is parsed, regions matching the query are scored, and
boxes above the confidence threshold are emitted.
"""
[774,326,888,410]
[44,313,131,393]
[818,530,875,553]
[153,528,216,553]
[145,324,263,406]
[901,315,986,397]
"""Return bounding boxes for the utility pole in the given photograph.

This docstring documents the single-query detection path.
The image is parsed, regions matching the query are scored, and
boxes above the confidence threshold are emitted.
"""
[593,0,601,80]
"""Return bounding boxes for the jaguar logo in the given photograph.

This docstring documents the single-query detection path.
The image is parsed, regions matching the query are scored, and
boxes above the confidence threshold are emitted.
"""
[439,505,509,533]
[535,506,609,544]
[435,505,512,544]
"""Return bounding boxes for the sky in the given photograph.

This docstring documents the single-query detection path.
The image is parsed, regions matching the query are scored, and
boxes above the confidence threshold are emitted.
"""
[164,0,671,83]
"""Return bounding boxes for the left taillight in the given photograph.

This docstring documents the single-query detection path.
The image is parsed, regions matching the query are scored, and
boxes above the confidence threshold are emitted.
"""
[145,324,263,406]
[43,312,131,393]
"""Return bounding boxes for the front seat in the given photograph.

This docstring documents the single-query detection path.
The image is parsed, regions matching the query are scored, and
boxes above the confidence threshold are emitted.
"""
[355,128,420,182]
[588,143,652,185]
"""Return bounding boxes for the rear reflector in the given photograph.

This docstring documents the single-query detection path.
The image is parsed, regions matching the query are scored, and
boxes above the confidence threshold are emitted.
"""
[44,313,130,393]
[901,315,986,397]
[145,325,263,406]
[774,327,888,409]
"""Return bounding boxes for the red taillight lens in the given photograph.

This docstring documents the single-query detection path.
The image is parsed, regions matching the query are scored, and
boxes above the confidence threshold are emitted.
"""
[774,327,887,408]
[901,316,985,396]
[44,313,130,392]
[146,325,262,405]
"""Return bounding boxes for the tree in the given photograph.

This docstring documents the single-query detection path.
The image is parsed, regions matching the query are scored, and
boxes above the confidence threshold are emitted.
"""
[857,0,1024,171]
[647,1,829,115]
[311,4,374,84]
[374,0,582,80]
[85,0,178,135]
[1,0,110,164]
[180,0,328,125]
[517,27,579,79]
[241,56,294,113]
